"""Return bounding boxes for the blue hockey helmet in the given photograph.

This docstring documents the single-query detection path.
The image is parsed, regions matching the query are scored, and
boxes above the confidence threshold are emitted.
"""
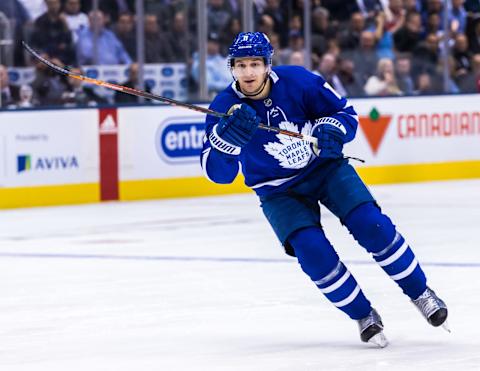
[228,32,274,68]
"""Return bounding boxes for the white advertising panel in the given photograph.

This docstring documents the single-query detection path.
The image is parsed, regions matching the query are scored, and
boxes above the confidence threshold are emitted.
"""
[346,94,480,166]
[119,106,206,180]
[0,109,99,187]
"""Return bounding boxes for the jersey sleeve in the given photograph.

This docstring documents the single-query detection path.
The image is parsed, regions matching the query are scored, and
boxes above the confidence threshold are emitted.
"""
[200,93,240,184]
[303,70,359,143]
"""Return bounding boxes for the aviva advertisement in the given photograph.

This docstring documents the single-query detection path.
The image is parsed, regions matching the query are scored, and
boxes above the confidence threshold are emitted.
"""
[0,109,98,188]
[17,154,79,173]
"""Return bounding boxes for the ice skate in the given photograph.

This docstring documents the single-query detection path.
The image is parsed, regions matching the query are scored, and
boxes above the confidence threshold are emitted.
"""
[357,308,388,348]
[412,287,449,332]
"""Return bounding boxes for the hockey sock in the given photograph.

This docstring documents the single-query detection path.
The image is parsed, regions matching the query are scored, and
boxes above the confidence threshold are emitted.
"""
[344,202,427,299]
[288,226,372,320]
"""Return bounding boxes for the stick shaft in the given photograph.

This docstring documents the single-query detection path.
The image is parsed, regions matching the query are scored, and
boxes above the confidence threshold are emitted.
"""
[22,42,318,145]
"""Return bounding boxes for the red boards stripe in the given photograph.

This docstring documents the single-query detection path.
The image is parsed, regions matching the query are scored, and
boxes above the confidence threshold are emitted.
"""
[99,108,119,201]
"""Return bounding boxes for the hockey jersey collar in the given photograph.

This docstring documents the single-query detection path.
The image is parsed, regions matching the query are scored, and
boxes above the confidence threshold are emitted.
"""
[231,70,279,99]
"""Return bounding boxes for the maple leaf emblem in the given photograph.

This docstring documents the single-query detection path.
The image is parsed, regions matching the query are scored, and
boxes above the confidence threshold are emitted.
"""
[264,121,313,169]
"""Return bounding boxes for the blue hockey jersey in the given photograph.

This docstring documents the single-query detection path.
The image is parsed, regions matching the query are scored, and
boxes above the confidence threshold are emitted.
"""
[200,65,359,196]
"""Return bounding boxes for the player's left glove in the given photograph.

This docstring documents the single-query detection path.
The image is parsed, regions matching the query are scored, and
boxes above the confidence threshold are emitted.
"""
[311,117,347,159]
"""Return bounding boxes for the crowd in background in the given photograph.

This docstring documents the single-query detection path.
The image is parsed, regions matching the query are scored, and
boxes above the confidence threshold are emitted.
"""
[1,0,480,108]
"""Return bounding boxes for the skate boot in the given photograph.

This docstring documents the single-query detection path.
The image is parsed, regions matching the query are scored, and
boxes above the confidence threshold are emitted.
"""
[412,287,449,332]
[357,308,388,348]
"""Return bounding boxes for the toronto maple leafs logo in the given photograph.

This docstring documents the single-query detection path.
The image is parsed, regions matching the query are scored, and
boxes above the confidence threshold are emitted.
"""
[264,116,313,169]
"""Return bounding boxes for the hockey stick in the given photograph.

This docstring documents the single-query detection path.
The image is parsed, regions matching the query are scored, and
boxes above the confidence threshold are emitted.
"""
[22,41,318,145]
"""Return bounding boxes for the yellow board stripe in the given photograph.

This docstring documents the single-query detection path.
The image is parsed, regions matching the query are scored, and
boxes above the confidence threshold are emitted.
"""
[119,176,250,201]
[1,160,480,208]
[357,160,480,184]
[0,183,100,209]
[120,160,480,201]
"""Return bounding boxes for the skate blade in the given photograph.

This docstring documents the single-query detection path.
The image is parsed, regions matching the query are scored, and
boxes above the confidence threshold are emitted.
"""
[441,320,451,333]
[368,332,389,348]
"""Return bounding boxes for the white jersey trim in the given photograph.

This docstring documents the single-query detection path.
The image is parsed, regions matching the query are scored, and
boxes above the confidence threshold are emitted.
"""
[201,147,216,183]
[250,172,300,189]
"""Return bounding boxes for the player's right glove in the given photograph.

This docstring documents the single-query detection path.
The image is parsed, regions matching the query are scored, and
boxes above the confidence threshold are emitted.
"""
[311,117,348,159]
[209,104,260,156]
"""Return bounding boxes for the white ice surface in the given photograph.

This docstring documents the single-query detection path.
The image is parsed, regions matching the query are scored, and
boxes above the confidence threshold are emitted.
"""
[1,180,479,371]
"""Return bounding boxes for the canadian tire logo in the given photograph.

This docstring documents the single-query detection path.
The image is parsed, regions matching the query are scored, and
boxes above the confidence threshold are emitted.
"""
[359,108,392,155]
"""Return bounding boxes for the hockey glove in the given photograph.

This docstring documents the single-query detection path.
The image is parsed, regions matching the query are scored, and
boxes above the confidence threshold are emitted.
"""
[209,104,260,155]
[311,117,347,159]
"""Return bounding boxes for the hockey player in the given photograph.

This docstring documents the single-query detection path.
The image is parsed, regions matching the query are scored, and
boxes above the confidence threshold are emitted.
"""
[200,32,448,347]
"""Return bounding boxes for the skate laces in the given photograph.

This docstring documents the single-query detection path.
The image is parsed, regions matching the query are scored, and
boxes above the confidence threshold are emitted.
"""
[358,308,383,332]
[412,288,445,318]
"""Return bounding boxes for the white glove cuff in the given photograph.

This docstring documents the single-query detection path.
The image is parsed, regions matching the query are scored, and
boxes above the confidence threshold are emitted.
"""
[208,125,242,156]
[312,117,347,135]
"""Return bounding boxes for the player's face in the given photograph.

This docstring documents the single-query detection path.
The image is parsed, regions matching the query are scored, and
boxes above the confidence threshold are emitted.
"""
[232,57,269,95]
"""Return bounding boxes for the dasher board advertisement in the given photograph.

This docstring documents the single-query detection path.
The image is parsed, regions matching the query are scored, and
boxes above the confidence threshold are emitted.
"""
[0,109,99,187]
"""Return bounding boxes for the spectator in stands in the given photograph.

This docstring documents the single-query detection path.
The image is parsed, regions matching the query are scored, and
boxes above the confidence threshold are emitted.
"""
[288,14,303,39]
[336,57,365,97]
[113,63,148,104]
[17,84,35,108]
[449,0,467,35]
[311,7,336,58]
[31,54,69,105]
[467,16,480,54]
[76,10,132,65]
[0,64,20,108]
[364,58,402,96]
[456,53,480,93]
[316,52,347,97]
[423,12,443,39]
[191,32,232,98]
[61,67,107,106]
[164,11,195,63]
[412,33,440,78]
[414,72,437,95]
[395,55,415,95]
[62,0,89,43]
[268,33,282,66]
[404,0,421,13]
[288,50,305,66]
[452,33,472,77]
[393,11,422,53]
[208,0,232,36]
[346,30,379,85]
[114,12,136,61]
[144,13,173,63]
[0,0,30,66]
[338,12,366,51]
[96,0,135,26]
[257,14,276,39]
[30,0,76,65]
[262,0,288,47]
[278,30,305,65]
[220,17,242,56]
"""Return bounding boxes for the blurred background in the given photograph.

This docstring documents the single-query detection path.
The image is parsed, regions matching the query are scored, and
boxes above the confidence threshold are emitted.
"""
[1,0,480,109]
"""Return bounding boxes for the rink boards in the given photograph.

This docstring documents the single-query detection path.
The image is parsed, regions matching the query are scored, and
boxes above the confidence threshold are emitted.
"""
[1,94,479,208]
